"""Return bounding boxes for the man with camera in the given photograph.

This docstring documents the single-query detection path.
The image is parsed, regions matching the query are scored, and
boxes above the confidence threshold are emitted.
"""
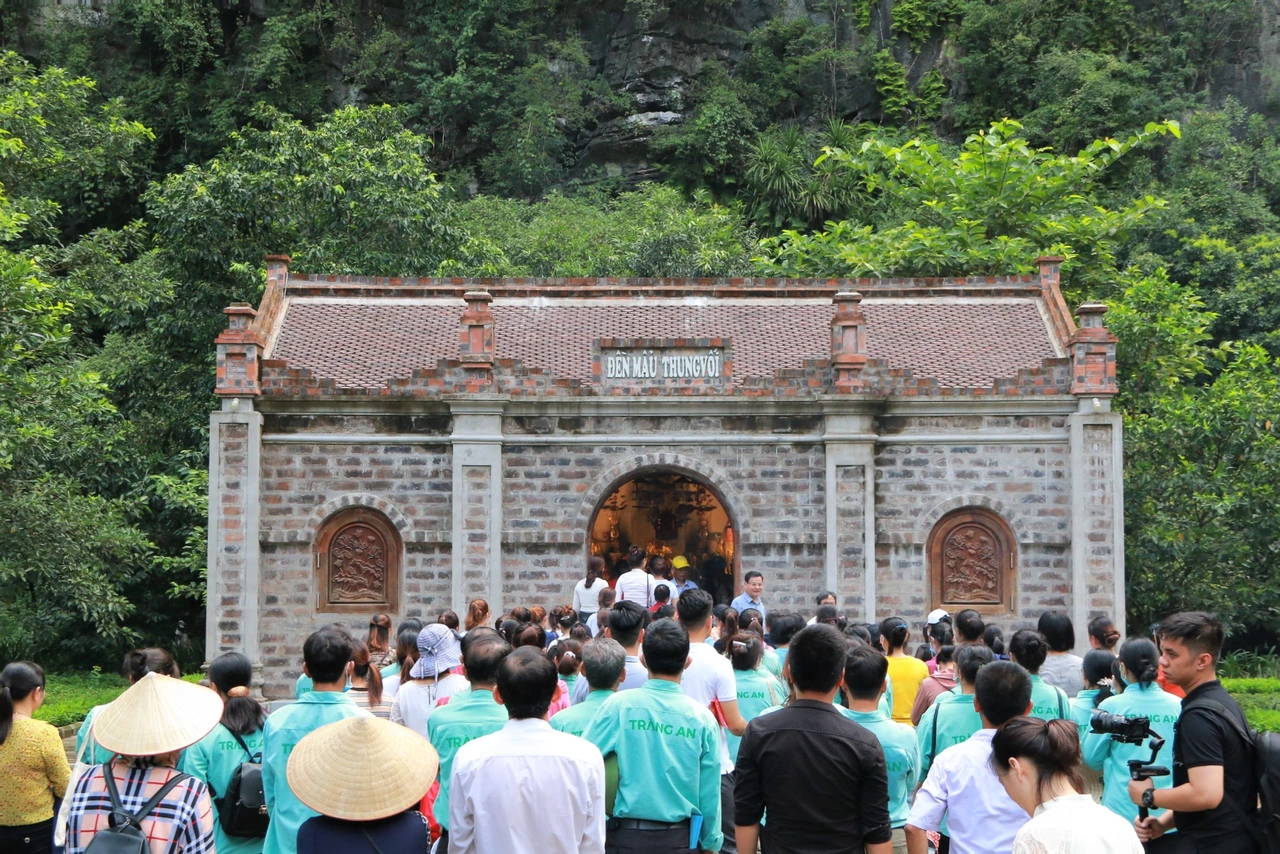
[1128,612,1259,852]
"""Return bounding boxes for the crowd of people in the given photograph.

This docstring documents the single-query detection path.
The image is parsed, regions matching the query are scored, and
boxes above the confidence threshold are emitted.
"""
[0,551,1268,854]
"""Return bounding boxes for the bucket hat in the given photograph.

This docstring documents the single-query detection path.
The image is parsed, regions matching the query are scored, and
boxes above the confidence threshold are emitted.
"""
[287,715,440,821]
[94,672,224,757]
[409,623,462,679]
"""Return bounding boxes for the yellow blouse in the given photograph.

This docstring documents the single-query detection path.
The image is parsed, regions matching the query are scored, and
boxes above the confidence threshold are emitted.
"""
[0,717,71,826]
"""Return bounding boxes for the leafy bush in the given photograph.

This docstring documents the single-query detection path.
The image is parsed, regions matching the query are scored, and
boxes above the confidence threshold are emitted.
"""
[34,670,129,728]
[1246,709,1280,734]
[1222,677,1280,694]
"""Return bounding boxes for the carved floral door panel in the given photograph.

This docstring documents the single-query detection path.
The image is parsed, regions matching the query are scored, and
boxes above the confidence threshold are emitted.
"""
[928,509,1016,614]
[315,508,401,613]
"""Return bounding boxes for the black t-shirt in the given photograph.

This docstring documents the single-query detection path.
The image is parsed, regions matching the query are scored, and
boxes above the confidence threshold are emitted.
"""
[1173,680,1259,849]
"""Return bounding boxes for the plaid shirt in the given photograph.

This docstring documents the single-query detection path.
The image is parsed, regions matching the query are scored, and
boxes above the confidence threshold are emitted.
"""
[66,759,217,854]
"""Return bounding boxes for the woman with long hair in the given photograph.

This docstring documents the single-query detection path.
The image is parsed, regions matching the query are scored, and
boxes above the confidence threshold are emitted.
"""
[1088,616,1122,654]
[574,557,610,622]
[367,613,395,670]
[182,652,268,854]
[726,634,786,763]
[389,624,467,737]
[381,628,421,702]
[1081,638,1183,831]
[880,616,928,725]
[0,661,69,853]
[77,647,181,765]
[349,641,391,718]
[991,717,1142,852]
[714,608,740,655]
[464,599,491,635]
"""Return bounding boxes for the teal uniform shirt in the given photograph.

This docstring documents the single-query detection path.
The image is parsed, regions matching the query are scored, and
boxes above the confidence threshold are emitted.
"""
[182,723,266,854]
[379,661,400,680]
[551,689,613,738]
[727,669,785,763]
[562,673,579,699]
[1068,688,1101,739]
[840,709,921,829]
[917,692,982,777]
[1081,683,1182,825]
[294,674,312,698]
[75,706,116,766]
[584,679,724,851]
[262,690,365,854]
[1029,674,1070,721]
[760,649,782,680]
[427,688,508,830]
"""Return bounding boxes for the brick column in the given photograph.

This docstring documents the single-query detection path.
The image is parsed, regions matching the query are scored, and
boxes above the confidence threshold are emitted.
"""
[831,292,869,392]
[459,290,495,390]
[207,305,265,688]
[1068,304,1124,646]
[824,413,877,620]
[449,399,505,615]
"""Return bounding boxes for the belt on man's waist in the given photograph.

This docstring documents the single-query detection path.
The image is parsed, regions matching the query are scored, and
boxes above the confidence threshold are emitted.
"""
[607,817,691,831]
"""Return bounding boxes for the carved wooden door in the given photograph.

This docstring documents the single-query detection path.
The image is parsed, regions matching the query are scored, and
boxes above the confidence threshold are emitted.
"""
[928,509,1016,613]
[315,508,401,613]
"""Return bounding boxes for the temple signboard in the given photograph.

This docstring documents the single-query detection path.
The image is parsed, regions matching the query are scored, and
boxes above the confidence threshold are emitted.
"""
[595,337,732,388]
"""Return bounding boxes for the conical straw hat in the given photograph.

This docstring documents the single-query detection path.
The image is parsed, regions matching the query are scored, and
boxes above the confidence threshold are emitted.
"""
[94,672,224,756]
[287,715,440,821]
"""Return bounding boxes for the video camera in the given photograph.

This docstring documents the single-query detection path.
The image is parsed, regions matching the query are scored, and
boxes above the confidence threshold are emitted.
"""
[1090,710,1171,820]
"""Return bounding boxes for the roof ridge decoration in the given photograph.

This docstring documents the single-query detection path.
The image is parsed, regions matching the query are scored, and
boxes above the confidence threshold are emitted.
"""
[216,254,1112,400]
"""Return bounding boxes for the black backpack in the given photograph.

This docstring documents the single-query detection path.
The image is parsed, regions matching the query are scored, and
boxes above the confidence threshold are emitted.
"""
[214,731,270,838]
[1185,698,1280,853]
[84,767,191,854]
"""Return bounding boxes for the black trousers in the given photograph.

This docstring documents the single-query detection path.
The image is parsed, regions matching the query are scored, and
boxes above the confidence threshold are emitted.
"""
[0,818,54,852]
[720,772,737,854]
[605,825,689,853]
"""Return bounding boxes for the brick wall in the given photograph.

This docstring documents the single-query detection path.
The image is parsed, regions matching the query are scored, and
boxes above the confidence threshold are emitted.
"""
[213,421,248,651]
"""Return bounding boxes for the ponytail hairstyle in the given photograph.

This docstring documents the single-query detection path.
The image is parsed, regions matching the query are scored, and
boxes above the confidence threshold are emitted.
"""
[552,639,583,677]
[569,624,590,642]
[530,606,548,628]
[367,613,393,654]
[351,640,384,706]
[739,608,764,639]
[510,606,532,624]
[990,717,1086,802]
[555,605,577,631]
[395,628,420,673]
[122,647,180,683]
[983,625,1006,656]
[879,616,910,653]
[207,652,266,736]
[587,555,606,583]
[729,633,764,672]
[466,599,491,632]
[1117,637,1161,689]
[627,544,647,569]
[816,605,840,626]
[0,661,45,745]
[512,623,547,650]
[1088,616,1122,652]
[1082,649,1116,707]
[1009,630,1049,674]
[719,608,740,656]
[929,623,954,649]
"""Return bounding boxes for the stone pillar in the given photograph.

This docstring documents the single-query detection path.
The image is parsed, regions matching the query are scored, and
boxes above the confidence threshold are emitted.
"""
[449,399,505,615]
[207,306,265,686]
[1068,304,1124,647]
[831,292,869,392]
[824,413,877,621]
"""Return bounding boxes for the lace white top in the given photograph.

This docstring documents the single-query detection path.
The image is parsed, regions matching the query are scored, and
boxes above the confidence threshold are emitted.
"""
[1013,793,1144,854]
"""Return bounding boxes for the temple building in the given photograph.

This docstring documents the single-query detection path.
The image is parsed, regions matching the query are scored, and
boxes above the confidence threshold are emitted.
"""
[207,256,1124,696]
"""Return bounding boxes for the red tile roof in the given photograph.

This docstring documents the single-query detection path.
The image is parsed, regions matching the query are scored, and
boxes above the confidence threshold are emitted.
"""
[269,298,1059,391]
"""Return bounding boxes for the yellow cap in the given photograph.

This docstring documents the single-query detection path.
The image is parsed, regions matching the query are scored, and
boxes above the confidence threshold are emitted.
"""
[672,555,690,570]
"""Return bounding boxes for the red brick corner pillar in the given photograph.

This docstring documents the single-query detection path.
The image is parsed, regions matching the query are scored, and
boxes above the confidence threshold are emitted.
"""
[1068,302,1118,399]
[831,291,868,391]
[459,290,495,389]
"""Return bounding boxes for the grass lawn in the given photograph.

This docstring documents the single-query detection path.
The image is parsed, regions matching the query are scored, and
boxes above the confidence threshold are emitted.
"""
[35,671,129,728]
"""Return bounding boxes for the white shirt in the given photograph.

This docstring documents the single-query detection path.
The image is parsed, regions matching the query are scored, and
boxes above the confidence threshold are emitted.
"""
[614,569,657,607]
[449,718,606,854]
[1012,794,1143,854]
[681,641,738,774]
[572,577,611,614]
[907,729,1028,854]
[388,673,468,737]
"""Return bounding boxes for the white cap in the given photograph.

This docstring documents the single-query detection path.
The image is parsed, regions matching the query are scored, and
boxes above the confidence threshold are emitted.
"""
[926,608,950,625]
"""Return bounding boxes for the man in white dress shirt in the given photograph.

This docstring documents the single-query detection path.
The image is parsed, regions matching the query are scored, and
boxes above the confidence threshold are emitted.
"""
[448,647,607,854]
[905,660,1033,854]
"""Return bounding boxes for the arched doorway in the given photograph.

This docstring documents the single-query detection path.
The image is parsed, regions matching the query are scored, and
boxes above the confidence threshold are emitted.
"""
[589,470,738,604]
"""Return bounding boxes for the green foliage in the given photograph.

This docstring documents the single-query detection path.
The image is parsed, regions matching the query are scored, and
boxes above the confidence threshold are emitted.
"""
[447,184,755,277]
[34,669,129,728]
[872,51,912,123]
[758,118,1179,281]
[743,121,870,231]
[652,77,758,193]
[890,0,960,46]
[1247,709,1280,734]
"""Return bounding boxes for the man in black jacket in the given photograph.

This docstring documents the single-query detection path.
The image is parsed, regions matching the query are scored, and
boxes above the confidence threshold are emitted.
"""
[1130,611,1260,852]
